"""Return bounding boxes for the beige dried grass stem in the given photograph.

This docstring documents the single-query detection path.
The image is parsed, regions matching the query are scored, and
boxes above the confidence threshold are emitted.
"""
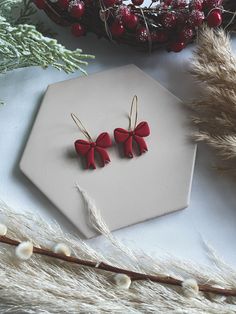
[189,27,236,170]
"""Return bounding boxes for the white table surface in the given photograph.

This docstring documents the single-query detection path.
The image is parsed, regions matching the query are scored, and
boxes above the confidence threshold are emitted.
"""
[1,13,236,267]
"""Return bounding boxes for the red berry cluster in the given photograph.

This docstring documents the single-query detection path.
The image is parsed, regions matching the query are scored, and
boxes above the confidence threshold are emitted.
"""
[111,0,223,51]
[166,0,223,51]
[34,0,224,52]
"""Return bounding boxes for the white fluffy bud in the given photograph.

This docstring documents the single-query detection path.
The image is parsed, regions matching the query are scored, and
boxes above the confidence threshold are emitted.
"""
[15,241,33,260]
[182,278,199,297]
[113,274,131,290]
[0,223,7,236]
[53,243,71,256]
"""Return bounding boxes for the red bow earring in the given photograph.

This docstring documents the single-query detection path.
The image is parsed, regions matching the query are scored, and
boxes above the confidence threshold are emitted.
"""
[114,95,150,158]
[71,113,112,169]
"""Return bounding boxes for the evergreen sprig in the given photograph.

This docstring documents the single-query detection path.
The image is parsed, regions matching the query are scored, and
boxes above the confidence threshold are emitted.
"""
[0,19,93,74]
[0,0,94,103]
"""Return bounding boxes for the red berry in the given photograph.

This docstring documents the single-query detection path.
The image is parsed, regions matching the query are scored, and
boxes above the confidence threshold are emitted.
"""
[119,5,130,20]
[162,12,177,28]
[110,20,125,37]
[131,0,144,5]
[189,9,204,26]
[103,0,116,7]
[58,0,69,9]
[207,9,222,27]
[124,13,139,29]
[34,0,46,9]
[189,0,203,10]
[69,0,85,18]
[172,0,186,9]
[151,31,168,43]
[120,6,139,30]
[169,41,185,52]
[179,26,194,41]
[136,27,148,42]
[71,23,85,36]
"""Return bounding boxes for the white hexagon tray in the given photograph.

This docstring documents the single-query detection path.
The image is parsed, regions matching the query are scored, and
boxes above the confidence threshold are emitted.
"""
[20,65,196,238]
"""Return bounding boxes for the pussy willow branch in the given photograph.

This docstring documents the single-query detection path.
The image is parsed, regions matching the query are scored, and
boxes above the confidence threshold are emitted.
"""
[1,235,236,297]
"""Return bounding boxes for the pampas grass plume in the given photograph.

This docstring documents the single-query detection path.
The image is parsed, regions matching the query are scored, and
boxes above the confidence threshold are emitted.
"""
[189,27,236,171]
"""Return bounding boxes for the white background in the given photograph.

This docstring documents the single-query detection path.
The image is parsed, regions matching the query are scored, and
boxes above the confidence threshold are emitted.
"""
[1,11,236,267]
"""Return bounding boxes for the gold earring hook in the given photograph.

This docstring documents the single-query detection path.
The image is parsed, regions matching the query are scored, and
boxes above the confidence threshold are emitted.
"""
[128,95,138,130]
[71,113,93,142]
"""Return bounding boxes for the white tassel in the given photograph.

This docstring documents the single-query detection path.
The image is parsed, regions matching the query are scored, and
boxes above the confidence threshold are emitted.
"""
[15,241,33,260]
[0,223,7,236]
[182,279,199,298]
[53,243,71,256]
[76,184,108,235]
[113,274,131,290]
[76,184,139,266]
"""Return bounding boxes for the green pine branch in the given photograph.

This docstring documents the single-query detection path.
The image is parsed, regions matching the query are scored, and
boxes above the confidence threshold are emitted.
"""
[0,20,94,74]
[14,0,37,25]
[0,0,94,104]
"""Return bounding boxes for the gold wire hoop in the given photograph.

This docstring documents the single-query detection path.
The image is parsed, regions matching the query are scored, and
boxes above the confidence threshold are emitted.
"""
[71,113,93,142]
[128,95,138,130]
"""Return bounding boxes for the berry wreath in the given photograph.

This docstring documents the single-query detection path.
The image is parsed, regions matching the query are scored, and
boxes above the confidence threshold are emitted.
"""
[35,0,236,52]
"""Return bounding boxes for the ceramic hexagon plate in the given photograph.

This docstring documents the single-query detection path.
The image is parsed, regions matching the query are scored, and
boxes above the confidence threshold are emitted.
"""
[20,65,196,238]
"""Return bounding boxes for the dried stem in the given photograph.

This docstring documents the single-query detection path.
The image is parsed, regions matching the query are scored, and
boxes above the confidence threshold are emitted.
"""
[1,235,236,297]
[189,26,236,171]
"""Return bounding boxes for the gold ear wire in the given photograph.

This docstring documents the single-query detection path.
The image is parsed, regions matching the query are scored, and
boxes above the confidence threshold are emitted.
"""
[128,95,138,130]
[71,113,93,142]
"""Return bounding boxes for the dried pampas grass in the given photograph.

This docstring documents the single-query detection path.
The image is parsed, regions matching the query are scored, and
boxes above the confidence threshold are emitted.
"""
[189,27,236,172]
[0,200,236,313]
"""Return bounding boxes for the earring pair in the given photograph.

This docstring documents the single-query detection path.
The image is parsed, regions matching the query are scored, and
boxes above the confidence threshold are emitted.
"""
[71,95,150,169]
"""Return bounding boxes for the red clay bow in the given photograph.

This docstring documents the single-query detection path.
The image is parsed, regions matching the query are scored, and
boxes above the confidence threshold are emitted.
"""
[71,113,112,169]
[114,95,150,158]
[75,133,112,169]
[114,121,150,158]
